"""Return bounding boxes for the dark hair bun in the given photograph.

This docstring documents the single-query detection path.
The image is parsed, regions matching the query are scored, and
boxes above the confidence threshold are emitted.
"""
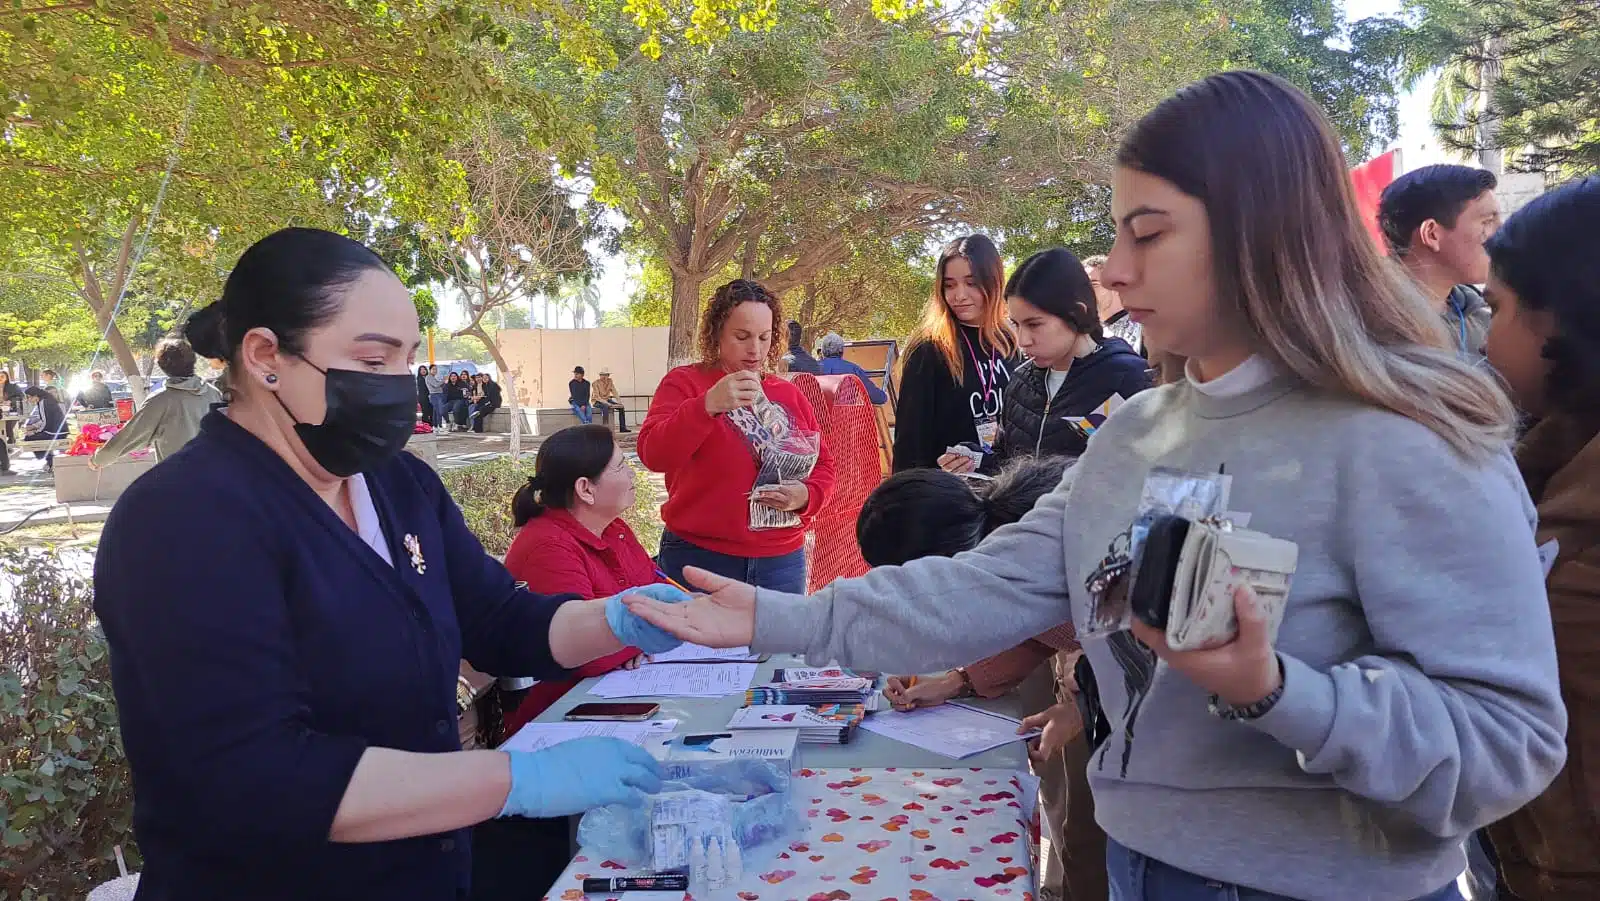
[184,303,228,361]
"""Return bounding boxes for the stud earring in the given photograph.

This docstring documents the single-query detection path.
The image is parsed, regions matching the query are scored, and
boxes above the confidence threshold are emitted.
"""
[265,373,278,385]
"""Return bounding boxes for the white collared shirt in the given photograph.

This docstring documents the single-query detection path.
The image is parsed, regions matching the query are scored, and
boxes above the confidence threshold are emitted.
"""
[1186,355,1280,399]
[346,473,393,566]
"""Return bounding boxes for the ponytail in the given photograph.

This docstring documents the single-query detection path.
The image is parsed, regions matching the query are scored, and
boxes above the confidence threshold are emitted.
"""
[510,424,617,529]
[511,474,548,527]
[978,456,1076,534]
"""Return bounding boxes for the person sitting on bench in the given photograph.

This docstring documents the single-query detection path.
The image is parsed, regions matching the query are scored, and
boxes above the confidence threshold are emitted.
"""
[22,383,68,471]
[591,368,628,433]
[469,373,502,433]
[568,366,593,424]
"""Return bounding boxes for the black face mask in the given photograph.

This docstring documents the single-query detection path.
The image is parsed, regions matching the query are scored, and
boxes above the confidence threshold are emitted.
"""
[276,358,416,478]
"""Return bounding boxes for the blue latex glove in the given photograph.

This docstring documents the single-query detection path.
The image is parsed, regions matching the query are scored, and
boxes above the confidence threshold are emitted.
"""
[604,582,692,654]
[500,737,663,819]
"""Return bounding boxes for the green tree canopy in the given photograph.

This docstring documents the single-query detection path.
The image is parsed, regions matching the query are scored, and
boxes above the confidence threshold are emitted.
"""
[1405,0,1600,175]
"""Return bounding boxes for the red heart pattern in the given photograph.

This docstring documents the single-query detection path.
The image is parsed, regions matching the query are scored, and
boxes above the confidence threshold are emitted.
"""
[548,767,1039,900]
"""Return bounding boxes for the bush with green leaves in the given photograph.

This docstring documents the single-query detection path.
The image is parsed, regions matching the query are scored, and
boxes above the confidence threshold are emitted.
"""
[0,548,136,901]
[440,456,663,559]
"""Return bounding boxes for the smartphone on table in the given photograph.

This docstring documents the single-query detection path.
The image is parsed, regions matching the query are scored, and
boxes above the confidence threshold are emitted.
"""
[564,702,661,722]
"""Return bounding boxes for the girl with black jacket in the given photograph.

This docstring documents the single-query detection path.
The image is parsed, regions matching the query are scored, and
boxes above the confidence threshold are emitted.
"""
[948,247,1153,474]
[893,234,1021,472]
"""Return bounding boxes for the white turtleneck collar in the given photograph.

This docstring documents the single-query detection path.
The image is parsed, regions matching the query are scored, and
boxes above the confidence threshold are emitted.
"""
[1186,355,1281,399]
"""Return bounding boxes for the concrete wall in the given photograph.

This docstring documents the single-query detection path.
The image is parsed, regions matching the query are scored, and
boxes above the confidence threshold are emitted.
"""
[497,327,671,408]
[1496,171,1547,217]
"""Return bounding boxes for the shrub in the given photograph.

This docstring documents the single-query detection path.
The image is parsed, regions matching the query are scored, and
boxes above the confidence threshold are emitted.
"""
[0,548,136,901]
[440,456,662,558]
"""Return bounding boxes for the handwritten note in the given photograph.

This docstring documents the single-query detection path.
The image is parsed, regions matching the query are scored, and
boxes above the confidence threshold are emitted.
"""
[860,704,1038,759]
[499,719,678,754]
[590,663,760,699]
[646,643,759,664]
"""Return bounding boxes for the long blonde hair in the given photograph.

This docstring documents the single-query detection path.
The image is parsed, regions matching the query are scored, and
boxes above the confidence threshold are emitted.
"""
[903,234,1016,384]
[1118,71,1514,458]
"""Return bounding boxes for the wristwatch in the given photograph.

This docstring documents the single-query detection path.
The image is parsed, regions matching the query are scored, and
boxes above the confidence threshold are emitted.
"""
[952,667,977,700]
[1208,657,1286,721]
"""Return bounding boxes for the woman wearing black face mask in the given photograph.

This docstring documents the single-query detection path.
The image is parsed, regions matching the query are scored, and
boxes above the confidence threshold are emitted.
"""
[91,228,692,901]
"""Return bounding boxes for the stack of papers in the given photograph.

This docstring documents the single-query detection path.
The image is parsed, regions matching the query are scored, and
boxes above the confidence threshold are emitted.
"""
[500,718,678,754]
[745,668,878,707]
[860,703,1039,759]
[647,643,761,664]
[591,662,760,699]
[727,704,865,745]
[771,666,879,684]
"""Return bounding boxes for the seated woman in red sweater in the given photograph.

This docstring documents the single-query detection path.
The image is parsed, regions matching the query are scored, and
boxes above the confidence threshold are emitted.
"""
[638,279,837,594]
[500,425,654,736]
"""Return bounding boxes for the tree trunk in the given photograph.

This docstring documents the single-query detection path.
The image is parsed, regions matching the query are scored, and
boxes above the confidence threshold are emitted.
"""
[464,326,523,459]
[73,221,150,406]
[1477,35,1506,174]
[797,284,818,340]
[668,271,705,364]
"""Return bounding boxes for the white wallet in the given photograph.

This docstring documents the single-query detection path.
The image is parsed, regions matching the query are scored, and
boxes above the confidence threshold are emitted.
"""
[1165,522,1298,650]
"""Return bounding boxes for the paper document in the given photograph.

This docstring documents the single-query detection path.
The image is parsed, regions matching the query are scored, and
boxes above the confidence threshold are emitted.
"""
[647,643,760,664]
[499,718,678,754]
[861,704,1039,759]
[591,663,760,699]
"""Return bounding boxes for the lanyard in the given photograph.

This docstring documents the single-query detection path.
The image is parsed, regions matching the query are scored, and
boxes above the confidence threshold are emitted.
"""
[1450,295,1469,355]
[959,329,996,401]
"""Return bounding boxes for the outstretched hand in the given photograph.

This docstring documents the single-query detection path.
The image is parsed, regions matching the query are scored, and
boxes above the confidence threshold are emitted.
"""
[622,566,757,649]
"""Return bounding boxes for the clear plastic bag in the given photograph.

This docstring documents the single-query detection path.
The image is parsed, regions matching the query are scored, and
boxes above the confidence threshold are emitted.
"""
[1081,467,1230,637]
[577,758,800,894]
[728,395,820,530]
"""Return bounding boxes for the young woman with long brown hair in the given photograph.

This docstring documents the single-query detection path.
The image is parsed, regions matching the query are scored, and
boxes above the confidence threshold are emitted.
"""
[624,72,1567,901]
[892,234,1020,471]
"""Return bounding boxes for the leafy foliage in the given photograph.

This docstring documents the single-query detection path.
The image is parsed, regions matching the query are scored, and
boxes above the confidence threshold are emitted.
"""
[523,0,1229,358]
[1223,0,1412,161]
[0,548,135,900]
[1406,0,1600,175]
[439,456,663,558]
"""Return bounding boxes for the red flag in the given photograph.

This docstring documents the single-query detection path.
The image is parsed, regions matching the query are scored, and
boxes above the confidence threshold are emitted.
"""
[1350,150,1400,251]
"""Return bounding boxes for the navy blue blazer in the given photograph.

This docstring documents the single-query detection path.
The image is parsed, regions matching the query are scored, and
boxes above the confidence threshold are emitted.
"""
[94,412,577,900]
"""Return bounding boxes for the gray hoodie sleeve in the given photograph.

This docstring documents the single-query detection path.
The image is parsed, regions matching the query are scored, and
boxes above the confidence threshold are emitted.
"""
[752,472,1076,672]
[1247,428,1566,838]
[92,395,169,465]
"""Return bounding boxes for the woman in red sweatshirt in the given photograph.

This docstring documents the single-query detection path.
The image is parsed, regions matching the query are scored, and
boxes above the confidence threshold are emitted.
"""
[638,279,836,594]
[500,425,654,735]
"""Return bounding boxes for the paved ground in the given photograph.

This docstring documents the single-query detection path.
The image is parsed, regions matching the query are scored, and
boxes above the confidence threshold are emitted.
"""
[0,427,644,534]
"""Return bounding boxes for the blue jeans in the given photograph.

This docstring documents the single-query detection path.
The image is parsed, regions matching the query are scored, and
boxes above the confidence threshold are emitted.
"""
[429,392,446,427]
[570,402,593,424]
[1107,839,1465,901]
[657,530,807,594]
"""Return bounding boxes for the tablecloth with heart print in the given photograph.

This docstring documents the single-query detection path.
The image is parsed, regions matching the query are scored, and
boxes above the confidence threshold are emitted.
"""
[543,766,1040,901]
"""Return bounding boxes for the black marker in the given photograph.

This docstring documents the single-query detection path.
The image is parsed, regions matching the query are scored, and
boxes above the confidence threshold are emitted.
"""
[581,875,690,894]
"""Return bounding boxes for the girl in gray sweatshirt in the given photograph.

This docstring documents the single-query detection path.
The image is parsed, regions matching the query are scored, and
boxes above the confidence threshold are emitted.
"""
[627,72,1566,901]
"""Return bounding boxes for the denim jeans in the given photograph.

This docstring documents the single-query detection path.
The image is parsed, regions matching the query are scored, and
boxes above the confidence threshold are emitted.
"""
[1107,839,1465,901]
[595,399,628,430]
[571,402,593,424]
[657,530,807,594]
[429,392,446,427]
[470,400,499,433]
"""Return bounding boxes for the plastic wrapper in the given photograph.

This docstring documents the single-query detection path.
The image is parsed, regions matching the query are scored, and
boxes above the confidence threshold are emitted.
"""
[1081,466,1230,637]
[727,392,820,531]
[577,758,800,894]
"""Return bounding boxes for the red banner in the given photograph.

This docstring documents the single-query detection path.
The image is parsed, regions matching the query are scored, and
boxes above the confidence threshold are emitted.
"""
[1350,150,1400,250]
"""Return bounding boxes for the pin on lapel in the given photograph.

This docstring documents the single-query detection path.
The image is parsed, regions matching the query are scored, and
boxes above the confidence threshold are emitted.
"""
[403,534,426,575]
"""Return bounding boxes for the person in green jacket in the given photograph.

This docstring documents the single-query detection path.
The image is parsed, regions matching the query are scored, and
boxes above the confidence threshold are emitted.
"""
[90,339,223,469]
